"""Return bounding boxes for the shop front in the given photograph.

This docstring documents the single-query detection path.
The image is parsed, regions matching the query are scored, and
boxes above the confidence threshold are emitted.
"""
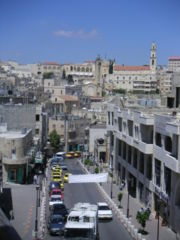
[7,165,25,184]
[154,186,169,226]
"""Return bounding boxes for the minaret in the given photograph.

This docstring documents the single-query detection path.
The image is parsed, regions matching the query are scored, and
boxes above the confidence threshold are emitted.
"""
[150,42,156,71]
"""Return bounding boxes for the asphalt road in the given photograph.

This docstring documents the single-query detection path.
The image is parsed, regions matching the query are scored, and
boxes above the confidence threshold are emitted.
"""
[46,158,132,240]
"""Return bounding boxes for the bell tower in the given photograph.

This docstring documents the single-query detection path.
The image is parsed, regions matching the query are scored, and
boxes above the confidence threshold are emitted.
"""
[150,42,156,71]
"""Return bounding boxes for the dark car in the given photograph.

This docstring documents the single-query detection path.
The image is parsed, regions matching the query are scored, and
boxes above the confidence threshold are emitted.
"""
[52,204,68,218]
[59,162,68,170]
[47,214,66,235]
[49,181,61,193]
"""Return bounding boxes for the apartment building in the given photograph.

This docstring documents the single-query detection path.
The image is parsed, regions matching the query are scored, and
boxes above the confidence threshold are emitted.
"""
[107,101,180,235]
[168,57,180,72]
[0,126,33,183]
[0,104,48,150]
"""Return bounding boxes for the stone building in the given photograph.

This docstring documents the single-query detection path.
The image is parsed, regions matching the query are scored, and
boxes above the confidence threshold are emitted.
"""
[107,98,180,235]
[0,126,33,183]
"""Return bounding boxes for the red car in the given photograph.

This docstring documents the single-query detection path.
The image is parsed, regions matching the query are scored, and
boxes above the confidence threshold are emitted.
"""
[50,188,64,200]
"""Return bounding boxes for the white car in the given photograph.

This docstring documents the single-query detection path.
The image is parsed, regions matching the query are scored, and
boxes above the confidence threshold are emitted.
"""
[97,202,113,220]
[49,195,63,208]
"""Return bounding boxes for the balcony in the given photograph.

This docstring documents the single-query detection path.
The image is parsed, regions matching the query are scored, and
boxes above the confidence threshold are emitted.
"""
[3,156,29,165]
[154,146,179,172]
[166,122,180,135]
[133,139,153,154]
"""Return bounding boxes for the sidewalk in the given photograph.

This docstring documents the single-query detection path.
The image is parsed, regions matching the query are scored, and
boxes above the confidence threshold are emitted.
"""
[83,162,178,240]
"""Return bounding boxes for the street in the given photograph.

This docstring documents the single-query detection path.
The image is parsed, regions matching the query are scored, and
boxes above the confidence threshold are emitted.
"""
[45,158,132,240]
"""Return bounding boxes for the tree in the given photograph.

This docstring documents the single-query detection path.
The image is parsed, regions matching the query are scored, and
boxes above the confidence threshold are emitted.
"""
[43,72,54,79]
[67,74,74,84]
[49,129,60,153]
[94,167,99,174]
[62,69,66,79]
[136,210,149,235]
[118,192,123,208]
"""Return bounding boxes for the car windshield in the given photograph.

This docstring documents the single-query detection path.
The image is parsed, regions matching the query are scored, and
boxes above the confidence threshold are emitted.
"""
[64,228,93,239]
[98,206,110,210]
[51,197,61,202]
[51,216,64,223]
[50,183,60,188]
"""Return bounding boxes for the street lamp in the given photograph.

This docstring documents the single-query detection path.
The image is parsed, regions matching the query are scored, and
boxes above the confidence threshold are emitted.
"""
[127,178,133,218]
[156,197,161,240]
[110,167,114,199]
[34,184,39,239]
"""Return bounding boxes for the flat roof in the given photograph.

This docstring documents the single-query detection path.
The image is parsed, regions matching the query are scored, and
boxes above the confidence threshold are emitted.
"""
[0,129,31,139]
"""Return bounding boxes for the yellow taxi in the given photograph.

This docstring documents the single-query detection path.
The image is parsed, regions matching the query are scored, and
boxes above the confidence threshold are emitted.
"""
[74,151,81,158]
[53,168,62,176]
[51,174,61,182]
[59,179,64,190]
[64,173,72,183]
[66,151,75,159]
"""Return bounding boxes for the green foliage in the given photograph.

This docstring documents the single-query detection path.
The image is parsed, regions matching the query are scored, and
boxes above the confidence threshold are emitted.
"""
[118,192,123,208]
[94,167,99,174]
[102,90,106,97]
[43,72,54,79]
[84,159,93,166]
[62,69,66,79]
[136,211,149,232]
[109,59,115,74]
[113,88,126,94]
[67,74,74,84]
[49,129,60,153]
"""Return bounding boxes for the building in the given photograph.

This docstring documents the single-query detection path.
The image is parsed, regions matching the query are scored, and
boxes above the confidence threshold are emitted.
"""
[0,104,48,150]
[0,126,33,183]
[107,98,180,235]
[168,57,180,72]
[106,43,157,93]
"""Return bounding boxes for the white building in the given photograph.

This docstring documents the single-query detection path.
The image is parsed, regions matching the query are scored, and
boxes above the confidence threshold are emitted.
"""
[107,100,180,235]
[106,43,157,93]
[168,57,180,72]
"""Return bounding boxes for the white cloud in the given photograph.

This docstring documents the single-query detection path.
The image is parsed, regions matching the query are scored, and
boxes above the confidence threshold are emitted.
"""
[54,29,98,39]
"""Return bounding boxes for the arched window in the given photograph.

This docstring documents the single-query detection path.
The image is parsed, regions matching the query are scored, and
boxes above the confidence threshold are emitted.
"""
[77,67,80,72]
[70,66,73,71]
[86,67,89,72]
[82,67,85,72]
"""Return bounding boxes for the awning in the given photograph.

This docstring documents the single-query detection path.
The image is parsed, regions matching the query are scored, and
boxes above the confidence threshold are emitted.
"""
[35,158,43,164]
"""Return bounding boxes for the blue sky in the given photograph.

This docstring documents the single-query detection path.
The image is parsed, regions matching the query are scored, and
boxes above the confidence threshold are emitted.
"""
[0,0,180,65]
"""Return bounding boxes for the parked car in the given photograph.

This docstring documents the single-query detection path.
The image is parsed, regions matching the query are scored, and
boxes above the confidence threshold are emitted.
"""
[47,214,66,235]
[49,195,63,208]
[64,173,72,183]
[97,202,113,220]
[74,151,81,158]
[66,152,75,159]
[59,162,68,170]
[50,189,64,200]
[51,203,68,218]
[49,182,61,193]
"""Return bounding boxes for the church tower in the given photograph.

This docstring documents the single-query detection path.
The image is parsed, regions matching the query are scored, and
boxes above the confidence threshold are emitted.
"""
[150,42,156,71]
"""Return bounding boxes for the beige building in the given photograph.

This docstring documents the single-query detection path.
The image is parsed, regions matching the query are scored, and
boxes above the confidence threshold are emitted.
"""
[0,126,33,184]
[106,43,157,93]
[168,57,180,72]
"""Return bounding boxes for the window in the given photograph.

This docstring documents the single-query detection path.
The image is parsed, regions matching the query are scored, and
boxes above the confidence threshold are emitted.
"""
[35,128,39,135]
[155,159,161,186]
[118,117,122,131]
[123,142,126,160]
[165,136,172,152]
[139,152,144,174]
[118,140,122,156]
[10,169,16,181]
[36,114,40,121]
[155,133,162,147]
[135,126,139,140]
[128,146,132,164]
[164,167,171,196]
[123,122,126,133]
[133,148,138,169]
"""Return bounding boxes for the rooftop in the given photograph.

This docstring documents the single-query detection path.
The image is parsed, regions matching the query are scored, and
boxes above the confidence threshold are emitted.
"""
[114,65,150,71]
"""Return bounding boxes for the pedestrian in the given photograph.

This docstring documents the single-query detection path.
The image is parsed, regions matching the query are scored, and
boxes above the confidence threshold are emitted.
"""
[33,174,37,185]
